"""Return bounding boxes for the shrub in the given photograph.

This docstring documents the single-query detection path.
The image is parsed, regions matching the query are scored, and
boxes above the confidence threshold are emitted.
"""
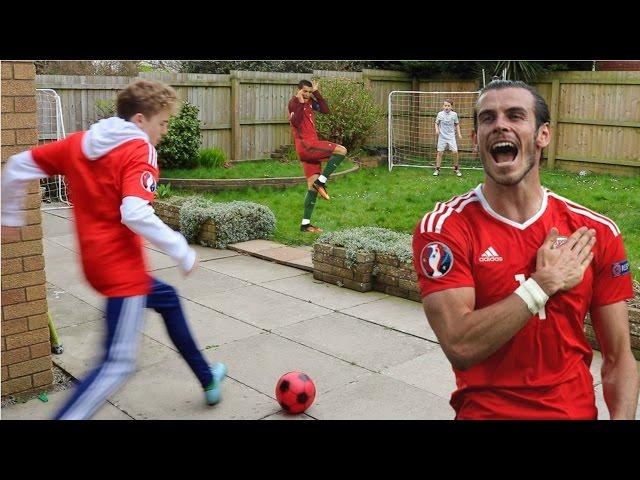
[313,77,384,152]
[198,147,228,169]
[316,227,413,268]
[179,196,276,249]
[157,101,202,170]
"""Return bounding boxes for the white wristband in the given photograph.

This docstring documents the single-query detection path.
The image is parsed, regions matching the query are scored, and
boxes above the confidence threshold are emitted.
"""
[514,277,549,315]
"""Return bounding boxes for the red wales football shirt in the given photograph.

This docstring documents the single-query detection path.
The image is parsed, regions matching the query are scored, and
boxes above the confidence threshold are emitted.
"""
[31,132,159,297]
[412,184,633,419]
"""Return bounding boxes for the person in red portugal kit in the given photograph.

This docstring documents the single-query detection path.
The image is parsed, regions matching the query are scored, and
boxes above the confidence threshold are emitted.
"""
[412,80,639,420]
[288,79,347,233]
[2,79,227,419]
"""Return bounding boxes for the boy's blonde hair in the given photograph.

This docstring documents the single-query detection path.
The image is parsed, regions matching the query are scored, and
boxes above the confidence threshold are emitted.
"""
[117,79,178,120]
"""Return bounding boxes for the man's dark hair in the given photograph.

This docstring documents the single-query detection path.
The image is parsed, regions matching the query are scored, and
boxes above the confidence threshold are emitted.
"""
[298,79,313,89]
[473,80,550,132]
[443,98,453,106]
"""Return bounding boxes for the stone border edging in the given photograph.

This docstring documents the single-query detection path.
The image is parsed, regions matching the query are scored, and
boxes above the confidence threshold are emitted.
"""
[312,243,421,301]
[153,200,218,246]
[159,165,360,192]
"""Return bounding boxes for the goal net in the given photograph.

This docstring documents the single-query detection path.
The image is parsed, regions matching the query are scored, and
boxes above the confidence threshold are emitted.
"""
[36,88,71,209]
[388,90,481,172]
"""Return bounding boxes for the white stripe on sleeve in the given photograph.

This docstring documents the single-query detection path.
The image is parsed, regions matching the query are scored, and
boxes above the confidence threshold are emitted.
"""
[120,196,196,273]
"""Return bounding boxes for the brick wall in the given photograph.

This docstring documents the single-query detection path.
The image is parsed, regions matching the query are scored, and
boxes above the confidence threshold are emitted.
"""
[595,61,640,71]
[312,244,420,300]
[371,254,421,303]
[1,61,53,397]
[312,244,374,293]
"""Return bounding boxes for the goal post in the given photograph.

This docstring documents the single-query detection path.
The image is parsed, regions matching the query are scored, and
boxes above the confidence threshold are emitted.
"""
[388,90,482,172]
[36,88,72,209]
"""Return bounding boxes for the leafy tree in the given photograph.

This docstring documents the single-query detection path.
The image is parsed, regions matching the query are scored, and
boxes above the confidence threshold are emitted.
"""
[313,77,384,152]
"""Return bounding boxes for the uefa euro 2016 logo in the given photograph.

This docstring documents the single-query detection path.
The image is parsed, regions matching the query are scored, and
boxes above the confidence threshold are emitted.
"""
[612,259,630,278]
[420,241,454,279]
[140,171,157,193]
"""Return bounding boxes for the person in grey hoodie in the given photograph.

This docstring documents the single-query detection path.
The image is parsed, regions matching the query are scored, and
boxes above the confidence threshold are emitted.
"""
[1,79,227,419]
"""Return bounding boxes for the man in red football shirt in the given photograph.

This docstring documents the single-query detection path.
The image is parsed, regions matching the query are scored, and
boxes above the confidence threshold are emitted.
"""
[1,80,227,419]
[288,79,347,233]
[412,80,638,419]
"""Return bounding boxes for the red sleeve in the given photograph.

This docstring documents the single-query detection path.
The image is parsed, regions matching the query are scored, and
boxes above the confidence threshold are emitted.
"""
[591,228,634,308]
[30,133,82,176]
[312,90,330,114]
[288,96,304,127]
[412,214,475,298]
[120,140,158,203]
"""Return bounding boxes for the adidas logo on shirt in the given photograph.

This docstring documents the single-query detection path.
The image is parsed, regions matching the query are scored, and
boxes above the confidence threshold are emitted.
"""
[479,246,503,262]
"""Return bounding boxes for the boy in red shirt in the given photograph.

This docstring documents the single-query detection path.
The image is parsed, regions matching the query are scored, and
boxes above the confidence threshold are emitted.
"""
[2,80,227,419]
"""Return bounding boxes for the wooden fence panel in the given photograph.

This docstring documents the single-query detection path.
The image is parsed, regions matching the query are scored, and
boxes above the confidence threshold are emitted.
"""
[534,71,640,175]
[35,70,638,174]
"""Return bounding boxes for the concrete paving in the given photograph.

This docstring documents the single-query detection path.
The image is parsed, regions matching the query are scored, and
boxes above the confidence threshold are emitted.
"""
[229,241,315,271]
[272,312,435,372]
[200,254,306,284]
[260,274,387,311]
[193,285,332,330]
[2,209,638,421]
[341,296,438,342]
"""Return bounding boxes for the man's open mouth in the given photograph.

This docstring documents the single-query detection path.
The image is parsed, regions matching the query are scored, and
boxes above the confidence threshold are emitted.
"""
[490,141,519,164]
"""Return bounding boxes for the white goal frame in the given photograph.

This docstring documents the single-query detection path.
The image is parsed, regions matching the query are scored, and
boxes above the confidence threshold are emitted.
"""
[36,88,72,210]
[388,90,482,172]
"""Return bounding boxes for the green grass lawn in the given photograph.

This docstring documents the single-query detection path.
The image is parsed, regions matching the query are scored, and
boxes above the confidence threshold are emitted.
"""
[161,158,355,179]
[171,165,639,281]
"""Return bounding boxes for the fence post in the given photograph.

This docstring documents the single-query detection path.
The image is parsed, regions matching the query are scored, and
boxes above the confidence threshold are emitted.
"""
[363,70,372,91]
[230,71,241,161]
[546,78,560,170]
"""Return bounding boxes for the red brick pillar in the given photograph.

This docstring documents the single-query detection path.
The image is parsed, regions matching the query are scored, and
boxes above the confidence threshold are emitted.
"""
[595,61,640,71]
[1,61,53,397]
